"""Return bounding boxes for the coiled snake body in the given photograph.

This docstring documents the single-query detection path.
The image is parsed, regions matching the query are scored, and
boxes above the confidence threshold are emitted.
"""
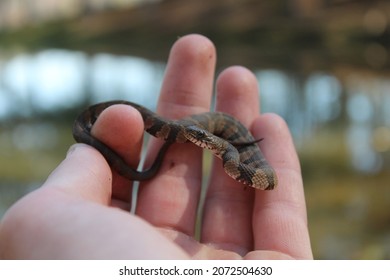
[73,101,277,190]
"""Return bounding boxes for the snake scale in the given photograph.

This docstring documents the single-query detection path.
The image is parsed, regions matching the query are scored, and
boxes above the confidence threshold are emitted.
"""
[72,101,277,190]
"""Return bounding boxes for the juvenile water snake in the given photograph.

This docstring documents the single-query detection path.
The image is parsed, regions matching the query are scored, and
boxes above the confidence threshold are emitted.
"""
[72,101,277,190]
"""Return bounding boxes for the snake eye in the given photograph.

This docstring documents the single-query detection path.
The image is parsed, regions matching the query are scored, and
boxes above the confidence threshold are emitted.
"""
[187,126,208,139]
[196,130,206,138]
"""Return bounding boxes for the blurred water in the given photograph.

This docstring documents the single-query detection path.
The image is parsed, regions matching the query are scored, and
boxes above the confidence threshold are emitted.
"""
[2,49,389,155]
[1,49,390,179]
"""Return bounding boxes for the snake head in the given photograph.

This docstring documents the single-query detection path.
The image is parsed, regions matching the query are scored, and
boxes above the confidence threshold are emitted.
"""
[184,125,213,144]
[184,125,230,158]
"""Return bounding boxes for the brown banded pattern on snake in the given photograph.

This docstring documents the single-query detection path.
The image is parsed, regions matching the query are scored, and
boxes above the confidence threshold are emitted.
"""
[72,100,277,190]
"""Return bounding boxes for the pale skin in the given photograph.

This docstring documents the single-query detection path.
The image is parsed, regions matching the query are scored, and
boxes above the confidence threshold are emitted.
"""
[0,34,312,259]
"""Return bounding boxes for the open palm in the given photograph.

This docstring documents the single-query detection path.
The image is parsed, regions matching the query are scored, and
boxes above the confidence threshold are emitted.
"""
[0,34,312,259]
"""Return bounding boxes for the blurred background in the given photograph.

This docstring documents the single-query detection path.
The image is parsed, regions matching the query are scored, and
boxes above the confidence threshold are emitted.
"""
[0,0,389,259]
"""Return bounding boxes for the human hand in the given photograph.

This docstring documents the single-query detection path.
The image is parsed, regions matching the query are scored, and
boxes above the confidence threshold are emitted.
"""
[0,34,312,259]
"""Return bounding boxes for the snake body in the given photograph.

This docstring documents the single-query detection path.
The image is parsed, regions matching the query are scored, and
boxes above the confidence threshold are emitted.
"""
[73,101,277,190]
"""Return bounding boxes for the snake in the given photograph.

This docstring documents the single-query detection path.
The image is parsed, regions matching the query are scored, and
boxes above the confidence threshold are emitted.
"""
[72,101,277,190]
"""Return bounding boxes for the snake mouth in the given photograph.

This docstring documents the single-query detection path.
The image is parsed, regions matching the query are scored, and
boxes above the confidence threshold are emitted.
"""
[186,135,217,152]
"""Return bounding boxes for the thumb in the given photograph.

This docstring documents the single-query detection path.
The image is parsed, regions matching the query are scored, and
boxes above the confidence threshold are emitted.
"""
[44,143,112,205]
